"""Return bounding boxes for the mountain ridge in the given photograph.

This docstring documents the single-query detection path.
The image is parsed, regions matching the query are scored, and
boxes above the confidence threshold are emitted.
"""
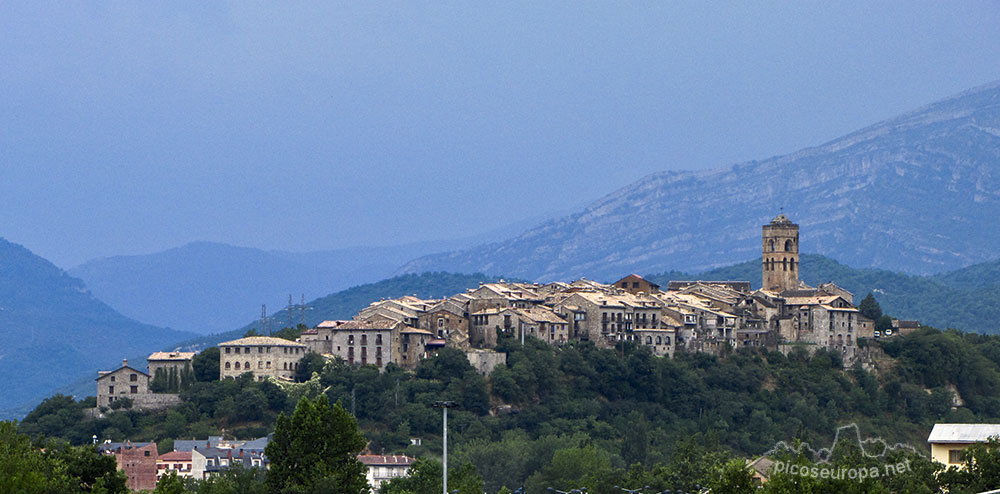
[0,237,194,416]
[397,80,1000,281]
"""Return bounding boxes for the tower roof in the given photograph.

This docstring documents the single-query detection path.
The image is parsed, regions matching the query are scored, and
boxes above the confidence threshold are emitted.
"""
[769,213,794,225]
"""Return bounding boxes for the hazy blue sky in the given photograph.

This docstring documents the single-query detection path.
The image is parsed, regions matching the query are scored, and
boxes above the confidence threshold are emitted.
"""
[3,2,1000,268]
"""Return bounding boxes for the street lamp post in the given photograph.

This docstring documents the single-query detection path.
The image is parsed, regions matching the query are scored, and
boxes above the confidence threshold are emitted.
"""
[614,485,650,494]
[548,488,588,494]
[433,401,459,494]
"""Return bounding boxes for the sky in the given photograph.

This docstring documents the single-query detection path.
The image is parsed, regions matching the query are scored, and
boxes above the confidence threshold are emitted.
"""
[2,2,1000,269]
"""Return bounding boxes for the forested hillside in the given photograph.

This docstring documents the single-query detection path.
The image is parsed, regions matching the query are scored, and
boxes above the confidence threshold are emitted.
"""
[647,254,1000,334]
[17,327,1000,492]
[0,238,193,417]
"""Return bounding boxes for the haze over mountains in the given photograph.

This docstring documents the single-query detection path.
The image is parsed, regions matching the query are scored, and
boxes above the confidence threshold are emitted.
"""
[399,81,1000,281]
[69,210,569,334]
[0,238,193,416]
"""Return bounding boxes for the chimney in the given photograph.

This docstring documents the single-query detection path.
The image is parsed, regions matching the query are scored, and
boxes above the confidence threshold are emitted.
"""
[122,358,128,367]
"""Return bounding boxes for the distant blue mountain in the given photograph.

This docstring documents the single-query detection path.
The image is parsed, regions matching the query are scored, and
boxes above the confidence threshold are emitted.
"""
[68,212,565,335]
[0,238,194,416]
[398,80,1000,281]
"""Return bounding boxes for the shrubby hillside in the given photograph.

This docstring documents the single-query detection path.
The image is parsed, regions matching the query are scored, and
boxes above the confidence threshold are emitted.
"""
[18,327,1000,492]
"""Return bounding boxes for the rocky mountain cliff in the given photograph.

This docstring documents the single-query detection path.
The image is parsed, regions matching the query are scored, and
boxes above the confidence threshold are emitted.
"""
[399,81,1000,281]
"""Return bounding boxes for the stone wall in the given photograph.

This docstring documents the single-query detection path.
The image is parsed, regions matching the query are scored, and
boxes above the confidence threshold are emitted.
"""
[465,350,506,376]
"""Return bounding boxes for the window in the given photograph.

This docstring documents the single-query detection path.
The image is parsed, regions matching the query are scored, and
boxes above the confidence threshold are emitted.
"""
[130,385,138,394]
[646,336,652,344]
[949,449,964,464]
[258,361,263,369]
[349,335,355,345]
[621,282,628,288]
[109,386,114,394]
[266,361,271,369]
[130,374,137,382]
[225,362,231,370]
[244,347,250,353]
[259,346,264,353]
[376,334,383,345]
[145,451,150,457]
[633,282,640,288]
[245,361,250,369]
[362,334,368,345]
[235,362,241,370]
[110,376,116,382]
[234,347,240,354]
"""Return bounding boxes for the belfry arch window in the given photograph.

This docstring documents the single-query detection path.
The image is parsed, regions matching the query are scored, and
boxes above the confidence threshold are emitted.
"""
[769,239,775,252]
[783,258,788,271]
[785,239,793,252]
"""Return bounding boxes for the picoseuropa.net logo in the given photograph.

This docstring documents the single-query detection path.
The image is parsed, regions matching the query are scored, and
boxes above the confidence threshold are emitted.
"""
[764,423,923,481]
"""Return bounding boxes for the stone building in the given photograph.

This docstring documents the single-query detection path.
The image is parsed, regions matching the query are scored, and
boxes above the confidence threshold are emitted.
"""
[147,351,195,383]
[218,336,307,381]
[99,441,158,492]
[762,214,800,292]
[315,320,401,370]
[613,273,661,295]
[96,359,150,408]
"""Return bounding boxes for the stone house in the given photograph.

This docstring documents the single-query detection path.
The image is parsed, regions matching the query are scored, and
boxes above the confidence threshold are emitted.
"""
[218,336,307,381]
[315,320,401,370]
[147,351,195,385]
[418,299,470,346]
[514,307,570,344]
[96,359,151,408]
[99,441,158,492]
[634,327,677,357]
[613,273,661,295]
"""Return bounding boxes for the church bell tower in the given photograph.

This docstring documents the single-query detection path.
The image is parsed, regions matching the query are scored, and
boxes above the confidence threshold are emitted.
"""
[762,214,799,292]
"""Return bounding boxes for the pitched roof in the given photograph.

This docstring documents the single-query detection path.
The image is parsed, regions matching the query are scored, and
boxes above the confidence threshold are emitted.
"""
[158,450,192,461]
[337,320,400,330]
[96,365,150,381]
[358,455,416,466]
[219,336,306,347]
[316,320,350,328]
[928,424,1000,443]
[148,351,196,361]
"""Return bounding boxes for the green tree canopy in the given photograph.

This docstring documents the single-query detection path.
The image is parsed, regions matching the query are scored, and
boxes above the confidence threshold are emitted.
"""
[265,394,369,494]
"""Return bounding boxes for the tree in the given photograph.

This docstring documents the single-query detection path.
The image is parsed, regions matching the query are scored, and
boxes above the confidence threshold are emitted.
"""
[859,292,882,321]
[877,315,894,332]
[295,353,327,383]
[193,347,221,382]
[266,395,369,494]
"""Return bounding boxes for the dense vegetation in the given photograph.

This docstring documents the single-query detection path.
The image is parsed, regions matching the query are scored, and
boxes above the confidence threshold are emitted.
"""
[647,254,1000,334]
[15,326,1000,492]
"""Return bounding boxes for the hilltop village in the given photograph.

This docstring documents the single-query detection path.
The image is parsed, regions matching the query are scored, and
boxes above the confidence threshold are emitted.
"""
[220,214,881,376]
[83,214,930,490]
[99,214,900,409]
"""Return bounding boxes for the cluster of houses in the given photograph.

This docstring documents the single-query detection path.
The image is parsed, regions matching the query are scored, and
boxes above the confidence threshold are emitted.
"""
[94,214,940,489]
[98,435,414,491]
[220,215,897,384]
[99,214,928,409]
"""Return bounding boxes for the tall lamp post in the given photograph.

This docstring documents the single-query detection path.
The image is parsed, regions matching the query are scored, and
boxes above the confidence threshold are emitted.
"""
[433,401,459,494]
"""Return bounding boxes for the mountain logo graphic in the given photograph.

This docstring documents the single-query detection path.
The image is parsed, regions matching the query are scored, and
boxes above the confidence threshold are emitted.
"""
[764,423,922,464]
